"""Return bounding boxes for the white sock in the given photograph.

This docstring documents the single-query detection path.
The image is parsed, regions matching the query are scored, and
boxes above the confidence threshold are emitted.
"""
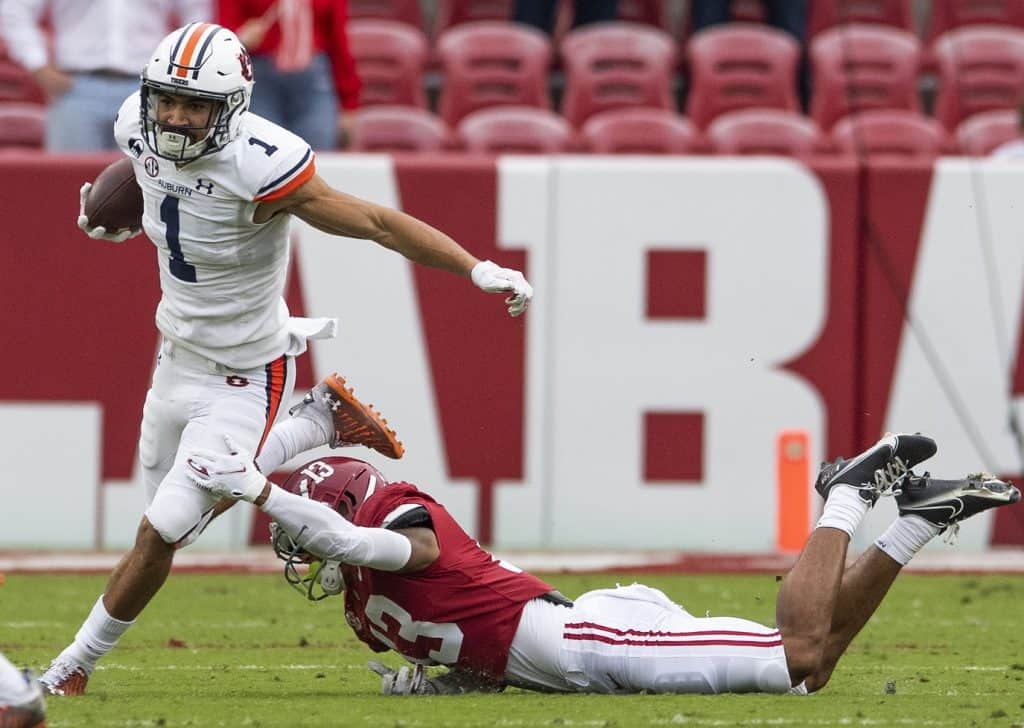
[256,417,328,473]
[874,515,942,566]
[0,652,33,705]
[815,485,870,539]
[61,595,135,671]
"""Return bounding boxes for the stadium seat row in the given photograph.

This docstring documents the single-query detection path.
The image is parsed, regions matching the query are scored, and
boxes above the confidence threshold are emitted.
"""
[351,0,1024,44]
[352,20,1024,130]
[0,101,1015,156]
[349,104,1018,156]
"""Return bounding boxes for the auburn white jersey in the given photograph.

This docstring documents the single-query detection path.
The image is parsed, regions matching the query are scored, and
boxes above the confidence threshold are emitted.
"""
[114,92,317,369]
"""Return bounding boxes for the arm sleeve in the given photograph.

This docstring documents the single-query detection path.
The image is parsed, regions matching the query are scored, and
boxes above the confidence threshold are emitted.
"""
[0,0,49,72]
[328,0,361,111]
[260,485,412,571]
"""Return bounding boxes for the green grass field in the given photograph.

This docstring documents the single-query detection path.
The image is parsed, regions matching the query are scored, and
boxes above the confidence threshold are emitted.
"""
[1,571,1023,727]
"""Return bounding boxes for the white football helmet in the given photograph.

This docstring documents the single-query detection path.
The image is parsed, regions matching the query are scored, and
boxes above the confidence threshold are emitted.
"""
[140,23,254,162]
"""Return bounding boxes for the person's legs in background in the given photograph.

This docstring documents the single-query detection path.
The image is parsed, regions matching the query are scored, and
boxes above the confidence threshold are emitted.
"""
[573,0,618,27]
[248,55,288,129]
[46,75,138,152]
[280,53,339,151]
[764,0,810,108]
[514,0,559,33]
[689,0,732,33]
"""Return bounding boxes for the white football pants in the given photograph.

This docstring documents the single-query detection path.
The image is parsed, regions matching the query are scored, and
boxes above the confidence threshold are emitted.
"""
[506,584,792,694]
[140,340,295,546]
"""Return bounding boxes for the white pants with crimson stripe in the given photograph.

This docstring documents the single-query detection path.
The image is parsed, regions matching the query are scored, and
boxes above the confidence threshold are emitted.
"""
[506,584,791,694]
[140,340,295,546]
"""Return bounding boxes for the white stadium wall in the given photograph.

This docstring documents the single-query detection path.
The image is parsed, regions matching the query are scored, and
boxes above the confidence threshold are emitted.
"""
[1,156,1022,552]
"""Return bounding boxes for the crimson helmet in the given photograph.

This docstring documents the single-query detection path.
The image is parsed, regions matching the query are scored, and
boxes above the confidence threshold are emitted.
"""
[281,456,388,520]
[272,457,389,600]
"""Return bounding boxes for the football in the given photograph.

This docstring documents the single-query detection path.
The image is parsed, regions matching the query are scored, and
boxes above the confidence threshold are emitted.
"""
[84,158,144,232]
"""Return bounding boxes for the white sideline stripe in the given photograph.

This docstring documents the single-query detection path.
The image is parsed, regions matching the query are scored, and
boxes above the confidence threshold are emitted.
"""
[2,549,1024,573]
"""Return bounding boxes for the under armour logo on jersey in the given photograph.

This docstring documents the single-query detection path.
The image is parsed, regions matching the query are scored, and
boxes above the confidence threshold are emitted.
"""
[226,375,249,387]
[196,179,214,195]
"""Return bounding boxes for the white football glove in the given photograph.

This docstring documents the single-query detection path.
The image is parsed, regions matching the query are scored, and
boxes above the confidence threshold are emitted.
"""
[368,662,434,695]
[185,435,267,503]
[366,662,502,695]
[77,182,142,243]
[471,260,533,317]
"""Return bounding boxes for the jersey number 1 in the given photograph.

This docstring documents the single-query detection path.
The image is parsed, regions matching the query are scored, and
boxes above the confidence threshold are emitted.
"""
[160,196,197,283]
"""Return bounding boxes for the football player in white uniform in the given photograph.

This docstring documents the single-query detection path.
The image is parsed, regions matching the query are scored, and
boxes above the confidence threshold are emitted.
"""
[41,22,533,696]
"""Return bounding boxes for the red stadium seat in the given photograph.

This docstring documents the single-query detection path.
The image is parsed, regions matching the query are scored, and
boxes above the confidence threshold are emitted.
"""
[434,0,513,35]
[956,109,1021,154]
[580,108,700,153]
[0,60,45,105]
[685,23,800,129]
[348,20,429,108]
[809,24,921,130]
[0,103,45,148]
[830,109,951,158]
[808,0,915,37]
[560,22,676,128]
[456,106,575,152]
[932,26,1024,130]
[926,0,1024,46]
[706,108,825,156]
[348,0,425,29]
[436,21,552,125]
[351,106,451,152]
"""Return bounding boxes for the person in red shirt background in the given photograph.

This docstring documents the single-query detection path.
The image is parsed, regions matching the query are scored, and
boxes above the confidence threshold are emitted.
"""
[218,0,361,149]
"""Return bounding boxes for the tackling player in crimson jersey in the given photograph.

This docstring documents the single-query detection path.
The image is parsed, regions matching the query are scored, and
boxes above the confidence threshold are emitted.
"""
[186,432,1019,695]
[340,481,553,681]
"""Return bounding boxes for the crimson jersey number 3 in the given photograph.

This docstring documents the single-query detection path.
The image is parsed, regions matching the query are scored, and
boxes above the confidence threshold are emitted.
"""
[364,594,464,665]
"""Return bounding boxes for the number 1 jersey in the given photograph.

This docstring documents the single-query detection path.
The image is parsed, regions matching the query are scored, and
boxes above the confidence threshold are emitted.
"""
[114,92,316,369]
[341,482,554,681]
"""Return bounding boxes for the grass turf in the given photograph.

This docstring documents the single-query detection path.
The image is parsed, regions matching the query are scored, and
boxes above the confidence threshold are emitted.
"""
[1,570,1023,727]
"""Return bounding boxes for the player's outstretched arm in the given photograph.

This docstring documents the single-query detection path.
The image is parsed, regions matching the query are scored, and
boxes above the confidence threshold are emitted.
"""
[259,174,533,317]
[185,437,437,572]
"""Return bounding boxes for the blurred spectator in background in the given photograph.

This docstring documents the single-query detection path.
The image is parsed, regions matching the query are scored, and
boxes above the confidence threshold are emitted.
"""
[217,0,361,150]
[514,0,618,35]
[690,0,809,106]
[990,101,1024,159]
[0,0,210,152]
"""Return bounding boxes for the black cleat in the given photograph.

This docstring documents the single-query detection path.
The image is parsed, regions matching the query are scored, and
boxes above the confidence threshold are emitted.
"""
[896,473,1020,535]
[815,433,937,505]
